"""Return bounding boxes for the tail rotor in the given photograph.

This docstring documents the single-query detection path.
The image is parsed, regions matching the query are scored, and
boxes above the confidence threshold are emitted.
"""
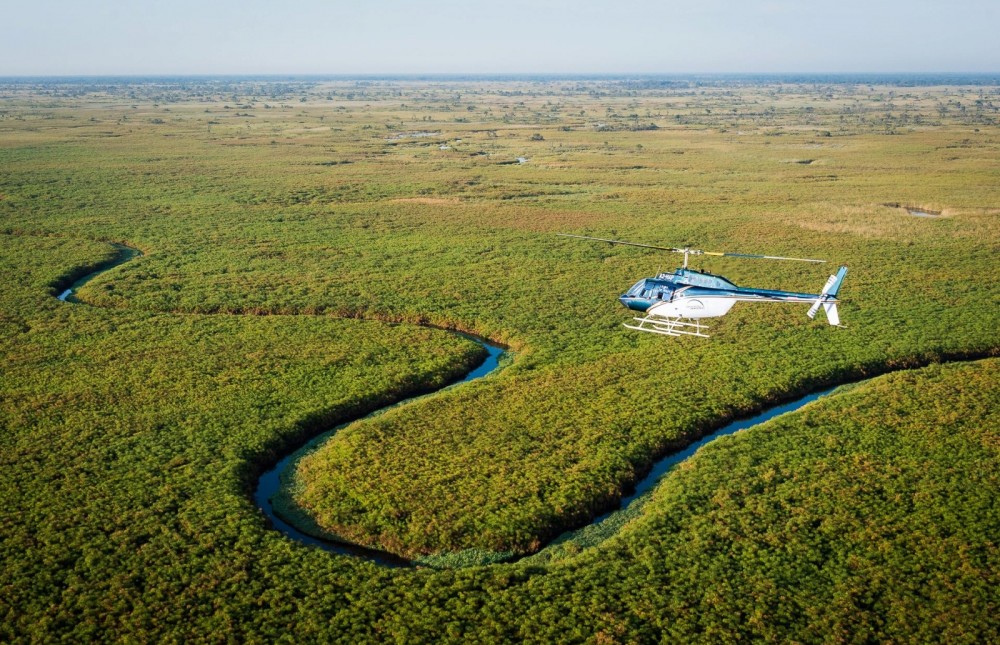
[808,266,848,326]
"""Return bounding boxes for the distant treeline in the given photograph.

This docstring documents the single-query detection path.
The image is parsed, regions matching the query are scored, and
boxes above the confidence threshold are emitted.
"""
[3,72,999,88]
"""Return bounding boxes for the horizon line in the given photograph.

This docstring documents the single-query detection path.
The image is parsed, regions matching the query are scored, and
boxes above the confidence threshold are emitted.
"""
[2,71,1000,80]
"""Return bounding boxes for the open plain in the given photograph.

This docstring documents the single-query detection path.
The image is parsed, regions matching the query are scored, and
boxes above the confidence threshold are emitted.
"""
[1,76,998,641]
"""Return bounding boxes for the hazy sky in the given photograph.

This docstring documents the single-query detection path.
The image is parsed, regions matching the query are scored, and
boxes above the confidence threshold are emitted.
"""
[3,0,998,75]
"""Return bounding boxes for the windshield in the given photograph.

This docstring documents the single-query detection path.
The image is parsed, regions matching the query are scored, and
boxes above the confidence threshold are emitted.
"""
[625,278,673,300]
[626,279,647,296]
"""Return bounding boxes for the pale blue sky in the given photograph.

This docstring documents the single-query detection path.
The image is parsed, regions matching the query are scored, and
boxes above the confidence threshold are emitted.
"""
[3,0,998,75]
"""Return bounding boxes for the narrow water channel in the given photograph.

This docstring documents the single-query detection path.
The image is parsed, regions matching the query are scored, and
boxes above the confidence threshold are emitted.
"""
[253,339,506,567]
[54,240,974,570]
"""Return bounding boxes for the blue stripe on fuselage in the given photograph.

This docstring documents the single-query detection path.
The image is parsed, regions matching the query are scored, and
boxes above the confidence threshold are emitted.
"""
[680,286,823,301]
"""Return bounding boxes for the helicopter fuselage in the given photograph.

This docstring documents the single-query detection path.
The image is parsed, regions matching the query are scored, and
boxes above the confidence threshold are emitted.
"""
[555,233,847,336]
[620,267,826,320]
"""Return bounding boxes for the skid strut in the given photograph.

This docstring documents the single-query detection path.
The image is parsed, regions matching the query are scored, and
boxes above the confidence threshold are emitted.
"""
[623,316,710,338]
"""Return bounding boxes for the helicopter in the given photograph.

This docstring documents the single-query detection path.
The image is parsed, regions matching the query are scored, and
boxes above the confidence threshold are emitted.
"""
[559,233,848,338]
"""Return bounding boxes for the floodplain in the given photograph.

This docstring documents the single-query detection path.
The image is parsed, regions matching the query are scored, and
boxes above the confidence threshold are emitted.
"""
[1,75,998,641]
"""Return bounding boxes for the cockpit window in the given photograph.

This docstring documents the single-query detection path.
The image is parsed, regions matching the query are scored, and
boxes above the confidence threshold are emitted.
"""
[626,279,674,300]
[626,279,647,297]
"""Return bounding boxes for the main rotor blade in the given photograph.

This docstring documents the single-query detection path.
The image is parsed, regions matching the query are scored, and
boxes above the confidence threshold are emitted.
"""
[703,251,826,264]
[558,233,826,264]
[556,233,683,253]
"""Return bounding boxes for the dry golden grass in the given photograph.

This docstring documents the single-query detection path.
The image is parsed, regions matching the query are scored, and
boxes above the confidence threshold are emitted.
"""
[389,197,461,205]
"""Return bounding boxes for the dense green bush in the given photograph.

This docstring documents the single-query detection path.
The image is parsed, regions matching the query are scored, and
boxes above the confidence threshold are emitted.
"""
[1,78,997,641]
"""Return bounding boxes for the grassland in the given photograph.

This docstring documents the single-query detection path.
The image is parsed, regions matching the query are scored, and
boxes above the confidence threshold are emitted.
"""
[1,76,998,641]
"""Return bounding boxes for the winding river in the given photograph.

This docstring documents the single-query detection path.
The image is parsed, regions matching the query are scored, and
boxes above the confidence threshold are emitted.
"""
[54,241,982,569]
[254,338,505,567]
[57,242,142,303]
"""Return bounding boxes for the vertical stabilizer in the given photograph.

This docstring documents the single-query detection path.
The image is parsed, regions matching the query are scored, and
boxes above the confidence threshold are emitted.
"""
[823,302,840,326]
[827,266,848,298]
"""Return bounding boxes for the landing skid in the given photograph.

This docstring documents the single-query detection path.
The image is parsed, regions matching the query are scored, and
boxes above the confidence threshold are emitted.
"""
[624,316,710,338]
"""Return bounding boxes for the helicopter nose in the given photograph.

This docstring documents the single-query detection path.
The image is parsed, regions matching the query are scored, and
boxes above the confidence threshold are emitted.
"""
[620,296,650,312]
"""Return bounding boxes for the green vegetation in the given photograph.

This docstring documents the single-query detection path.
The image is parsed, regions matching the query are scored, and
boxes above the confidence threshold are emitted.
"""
[1,77,998,640]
